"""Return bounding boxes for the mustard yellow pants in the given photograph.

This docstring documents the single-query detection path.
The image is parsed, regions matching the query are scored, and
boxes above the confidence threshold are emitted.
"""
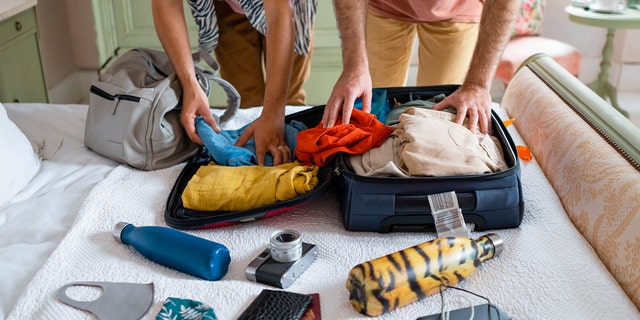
[366,11,480,87]
[214,1,313,108]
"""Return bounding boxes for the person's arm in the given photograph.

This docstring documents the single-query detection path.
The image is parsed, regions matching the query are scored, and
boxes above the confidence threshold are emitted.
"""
[234,0,294,166]
[432,0,519,134]
[152,0,218,145]
[322,0,372,128]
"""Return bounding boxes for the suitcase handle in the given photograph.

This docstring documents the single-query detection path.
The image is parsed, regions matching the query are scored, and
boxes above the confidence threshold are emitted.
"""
[394,193,476,214]
[381,193,482,233]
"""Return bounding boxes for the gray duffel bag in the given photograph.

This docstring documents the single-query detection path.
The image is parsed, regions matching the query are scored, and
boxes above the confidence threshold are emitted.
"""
[85,48,239,170]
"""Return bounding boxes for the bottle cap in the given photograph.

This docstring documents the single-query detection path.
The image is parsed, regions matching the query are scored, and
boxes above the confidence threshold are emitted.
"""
[112,222,131,243]
[485,233,504,257]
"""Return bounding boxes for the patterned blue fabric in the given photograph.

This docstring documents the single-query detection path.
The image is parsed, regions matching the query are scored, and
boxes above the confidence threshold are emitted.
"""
[186,0,318,55]
[155,297,217,320]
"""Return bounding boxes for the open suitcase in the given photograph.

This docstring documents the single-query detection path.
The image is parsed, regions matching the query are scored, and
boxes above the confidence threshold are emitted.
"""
[165,85,523,232]
[165,105,334,230]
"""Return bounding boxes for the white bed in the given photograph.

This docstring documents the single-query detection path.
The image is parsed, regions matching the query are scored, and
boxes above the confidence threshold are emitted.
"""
[1,100,638,320]
[0,103,118,318]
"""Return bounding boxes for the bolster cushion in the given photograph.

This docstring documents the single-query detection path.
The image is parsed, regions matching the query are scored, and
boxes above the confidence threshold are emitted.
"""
[502,65,640,308]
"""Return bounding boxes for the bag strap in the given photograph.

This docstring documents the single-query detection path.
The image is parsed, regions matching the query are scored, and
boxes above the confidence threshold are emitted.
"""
[126,48,240,124]
[192,50,240,124]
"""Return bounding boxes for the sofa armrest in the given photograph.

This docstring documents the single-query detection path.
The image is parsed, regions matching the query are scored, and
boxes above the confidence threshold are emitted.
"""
[502,53,640,308]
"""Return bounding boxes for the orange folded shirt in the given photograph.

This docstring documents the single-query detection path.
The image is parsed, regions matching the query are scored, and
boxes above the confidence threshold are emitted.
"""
[296,109,394,167]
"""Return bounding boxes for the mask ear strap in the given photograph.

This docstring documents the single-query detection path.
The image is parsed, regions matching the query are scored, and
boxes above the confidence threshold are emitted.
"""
[56,282,103,310]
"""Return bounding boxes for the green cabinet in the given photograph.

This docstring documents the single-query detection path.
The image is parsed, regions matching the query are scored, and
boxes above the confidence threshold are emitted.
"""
[0,8,48,103]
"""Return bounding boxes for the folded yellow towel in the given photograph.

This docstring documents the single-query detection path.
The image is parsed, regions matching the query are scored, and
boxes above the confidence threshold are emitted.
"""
[182,161,319,211]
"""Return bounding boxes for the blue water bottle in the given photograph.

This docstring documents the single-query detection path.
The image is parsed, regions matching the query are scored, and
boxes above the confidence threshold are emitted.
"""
[112,222,230,281]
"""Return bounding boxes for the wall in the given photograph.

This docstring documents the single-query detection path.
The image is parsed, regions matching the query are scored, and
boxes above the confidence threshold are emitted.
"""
[34,1,75,90]
[35,0,99,103]
[544,0,604,82]
[65,0,101,70]
[614,30,640,91]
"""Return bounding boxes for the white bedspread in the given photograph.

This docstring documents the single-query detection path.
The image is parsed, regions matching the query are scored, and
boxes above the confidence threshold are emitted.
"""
[0,104,304,319]
[6,106,639,319]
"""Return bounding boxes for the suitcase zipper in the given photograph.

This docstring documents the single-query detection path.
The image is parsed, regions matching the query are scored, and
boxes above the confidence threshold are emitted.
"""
[333,166,341,177]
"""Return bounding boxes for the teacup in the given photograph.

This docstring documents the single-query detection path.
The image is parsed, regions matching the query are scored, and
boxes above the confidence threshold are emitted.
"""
[590,0,627,12]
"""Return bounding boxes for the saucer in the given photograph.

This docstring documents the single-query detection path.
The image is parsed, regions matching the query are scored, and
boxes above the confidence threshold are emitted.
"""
[589,3,626,13]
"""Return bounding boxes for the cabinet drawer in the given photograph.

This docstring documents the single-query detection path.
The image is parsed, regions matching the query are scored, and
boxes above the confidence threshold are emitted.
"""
[0,9,37,44]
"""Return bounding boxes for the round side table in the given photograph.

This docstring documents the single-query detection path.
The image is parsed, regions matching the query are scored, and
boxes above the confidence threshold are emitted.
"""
[565,5,640,117]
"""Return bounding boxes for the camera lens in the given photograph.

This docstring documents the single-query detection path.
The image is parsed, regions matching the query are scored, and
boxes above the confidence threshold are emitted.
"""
[269,229,303,263]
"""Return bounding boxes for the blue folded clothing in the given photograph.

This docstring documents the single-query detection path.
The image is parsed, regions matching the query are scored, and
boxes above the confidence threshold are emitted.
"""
[194,116,307,166]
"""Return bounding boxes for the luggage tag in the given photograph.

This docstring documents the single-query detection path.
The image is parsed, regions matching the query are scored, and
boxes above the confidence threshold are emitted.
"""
[428,191,470,238]
[56,281,154,320]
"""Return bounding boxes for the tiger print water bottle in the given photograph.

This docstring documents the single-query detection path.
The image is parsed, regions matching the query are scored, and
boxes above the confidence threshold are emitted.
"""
[345,233,503,316]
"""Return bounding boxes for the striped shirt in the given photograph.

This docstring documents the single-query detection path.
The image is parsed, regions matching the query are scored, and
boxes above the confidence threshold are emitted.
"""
[187,0,318,55]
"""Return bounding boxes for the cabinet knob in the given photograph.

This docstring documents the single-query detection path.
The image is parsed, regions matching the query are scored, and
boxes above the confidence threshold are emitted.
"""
[15,21,22,31]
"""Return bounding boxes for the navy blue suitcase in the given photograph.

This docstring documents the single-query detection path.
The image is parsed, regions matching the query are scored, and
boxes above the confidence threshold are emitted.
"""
[333,86,523,232]
[165,85,523,232]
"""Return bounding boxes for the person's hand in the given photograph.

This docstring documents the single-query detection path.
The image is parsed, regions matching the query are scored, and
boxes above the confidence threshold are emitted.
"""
[179,85,219,145]
[322,69,373,128]
[235,113,290,166]
[432,84,493,134]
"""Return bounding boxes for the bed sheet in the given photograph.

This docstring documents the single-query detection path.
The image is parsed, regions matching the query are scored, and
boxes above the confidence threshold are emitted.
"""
[0,103,120,319]
[5,106,639,319]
